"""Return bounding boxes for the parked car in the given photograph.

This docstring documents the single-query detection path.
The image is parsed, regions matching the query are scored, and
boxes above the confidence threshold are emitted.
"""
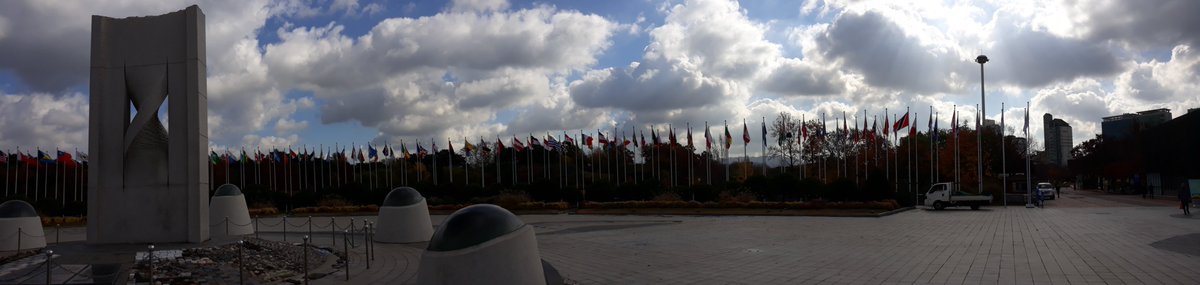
[1037,182,1055,200]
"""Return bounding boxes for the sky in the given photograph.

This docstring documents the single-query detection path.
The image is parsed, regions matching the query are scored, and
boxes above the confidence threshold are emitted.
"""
[1,0,1197,156]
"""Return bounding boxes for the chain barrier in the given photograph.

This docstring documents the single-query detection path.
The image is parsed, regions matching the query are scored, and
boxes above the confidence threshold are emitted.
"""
[257,218,286,227]
[229,219,254,227]
[18,229,45,238]
[285,219,310,228]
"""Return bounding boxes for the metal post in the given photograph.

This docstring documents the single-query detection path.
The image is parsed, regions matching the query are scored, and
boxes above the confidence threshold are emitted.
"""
[254,216,259,239]
[238,240,245,285]
[147,244,155,284]
[330,217,336,247]
[303,235,310,285]
[976,55,988,195]
[364,224,371,269]
[369,222,375,260]
[55,224,60,244]
[283,216,288,242]
[343,230,350,281]
[225,216,230,236]
[45,249,53,285]
[17,227,21,251]
[307,216,313,239]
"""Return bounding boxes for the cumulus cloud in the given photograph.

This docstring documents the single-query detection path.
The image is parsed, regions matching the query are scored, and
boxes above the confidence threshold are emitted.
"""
[1063,0,1200,48]
[262,3,617,141]
[1113,45,1200,112]
[0,92,88,148]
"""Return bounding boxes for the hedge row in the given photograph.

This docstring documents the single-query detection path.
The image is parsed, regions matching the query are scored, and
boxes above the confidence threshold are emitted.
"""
[582,199,900,211]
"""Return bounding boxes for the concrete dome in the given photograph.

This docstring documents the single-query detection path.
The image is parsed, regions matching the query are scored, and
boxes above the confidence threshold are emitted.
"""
[382,187,423,207]
[213,184,242,197]
[0,200,38,218]
[427,204,524,252]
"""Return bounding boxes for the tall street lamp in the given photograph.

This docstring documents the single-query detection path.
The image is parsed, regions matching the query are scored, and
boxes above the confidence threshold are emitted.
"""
[976,55,988,194]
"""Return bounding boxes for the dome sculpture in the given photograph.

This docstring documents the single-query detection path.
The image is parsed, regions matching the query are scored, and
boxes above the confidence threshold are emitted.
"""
[375,187,433,243]
[209,184,254,237]
[416,204,547,285]
[0,200,45,251]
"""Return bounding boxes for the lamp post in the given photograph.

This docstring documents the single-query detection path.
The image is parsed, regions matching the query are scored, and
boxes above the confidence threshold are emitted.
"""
[976,55,988,195]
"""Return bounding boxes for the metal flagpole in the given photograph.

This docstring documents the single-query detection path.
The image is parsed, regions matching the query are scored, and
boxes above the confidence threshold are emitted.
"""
[688,123,693,187]
[449,139,454,184]
[669,125,675,188]
[706,122,711,185]
[761,117,767,176]
[1025,102,1033,208]
[1002,103,1007,207]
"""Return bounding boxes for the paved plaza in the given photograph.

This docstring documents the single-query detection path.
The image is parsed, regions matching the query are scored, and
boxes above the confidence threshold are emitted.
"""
[15,188,1200,284]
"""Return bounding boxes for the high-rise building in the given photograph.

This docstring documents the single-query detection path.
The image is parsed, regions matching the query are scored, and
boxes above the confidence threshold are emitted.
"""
[1043,114,1073,166]
[1102,108,1172,140]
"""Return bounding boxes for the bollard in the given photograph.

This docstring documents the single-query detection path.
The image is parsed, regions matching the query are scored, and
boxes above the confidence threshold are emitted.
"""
[45,249,53,285]
[307,216,313,240]
[365,224,371,269]
[17,227,21,251]
[254,216,260,239]
[303,235,310,285]
[55,224,61,244]
[147,244,155,284]
[330,217,337,247]
[238,240,245,285]
[225,216,230,236]
[369,222,376,261]
[343,230,350,281]
[283,216,288,242]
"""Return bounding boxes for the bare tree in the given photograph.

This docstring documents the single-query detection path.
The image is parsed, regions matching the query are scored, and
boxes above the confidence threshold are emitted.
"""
[767,112,803,170]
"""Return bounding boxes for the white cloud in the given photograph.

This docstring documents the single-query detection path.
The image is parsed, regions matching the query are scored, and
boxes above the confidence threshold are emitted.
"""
[448,0,510,13]
[262,4,617,142]
[0,92,88,149]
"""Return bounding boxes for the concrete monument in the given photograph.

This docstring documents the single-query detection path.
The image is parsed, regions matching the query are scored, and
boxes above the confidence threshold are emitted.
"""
[209,184,253,237]
[417,204,546,285]
[0,200,45,251]
[375,187,434,243]
[88,5,209,243]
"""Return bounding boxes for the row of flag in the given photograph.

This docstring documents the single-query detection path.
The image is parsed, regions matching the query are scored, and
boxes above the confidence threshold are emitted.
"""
[0,149,86,167]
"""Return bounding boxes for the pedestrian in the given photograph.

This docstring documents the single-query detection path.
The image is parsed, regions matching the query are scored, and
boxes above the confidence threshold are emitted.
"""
[1148,184,1155,198]
[1035,186,1043,208]
[1056,184,1061,198]
[1179,182,1192,216]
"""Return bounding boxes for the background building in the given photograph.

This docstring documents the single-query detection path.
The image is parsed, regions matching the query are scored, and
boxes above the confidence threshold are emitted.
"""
[1043,114,1072,166]
[1102,108,1172,141]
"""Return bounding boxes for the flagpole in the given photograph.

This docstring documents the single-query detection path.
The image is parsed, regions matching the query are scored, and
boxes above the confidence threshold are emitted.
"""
[1025,102,1033,208]
[688,123,693,187]
[893,113,899,193]
[761,117,767,176]
[669,125,675,188]
[1001,103,1007,207]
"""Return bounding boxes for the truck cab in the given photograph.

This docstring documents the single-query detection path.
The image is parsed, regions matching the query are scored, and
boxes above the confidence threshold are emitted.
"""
[924,183,992,210]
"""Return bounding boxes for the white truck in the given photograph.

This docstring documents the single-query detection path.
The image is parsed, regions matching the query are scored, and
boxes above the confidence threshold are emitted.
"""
[923,183,991,210]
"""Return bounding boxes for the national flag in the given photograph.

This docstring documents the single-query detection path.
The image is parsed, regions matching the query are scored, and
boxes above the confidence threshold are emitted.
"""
[513,137,526,152]
[383,145,392,158]
[480,139,492,153]
[417,143,428,158]
[449,140,455,155]
[38,150,53,162]
[932,113,939,142]
[496,138,506,152]
[401,143,411,159]
[622,134,631,148]
[910,113,918,136]
[57,150,74,166]
[368,145,378,161]
[651,129,660,145]
[801,123,808,139]
[530,136,542,147]
[742,120,750,145]
[687,127,693,148]
[564,134,575,145]
[598,132,608,145]
[0,151,6,164]
[724,123,733,149]
[761,120,767,147]
[883,114,890,137]
[704,125,712,150]
[894,112,909,134]
[240,149,249,164]
[210,151,219,165]
[1023,106,1030,135]
[952,110,959,136]
[640,131,647,148]
[583,134,593,149]
[76,151,88,163]
[669,128,677,145]
[975,108,980,130]
[546,136,561,151]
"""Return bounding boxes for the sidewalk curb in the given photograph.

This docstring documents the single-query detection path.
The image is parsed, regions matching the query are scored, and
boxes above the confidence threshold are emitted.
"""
[877,206,915,217]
